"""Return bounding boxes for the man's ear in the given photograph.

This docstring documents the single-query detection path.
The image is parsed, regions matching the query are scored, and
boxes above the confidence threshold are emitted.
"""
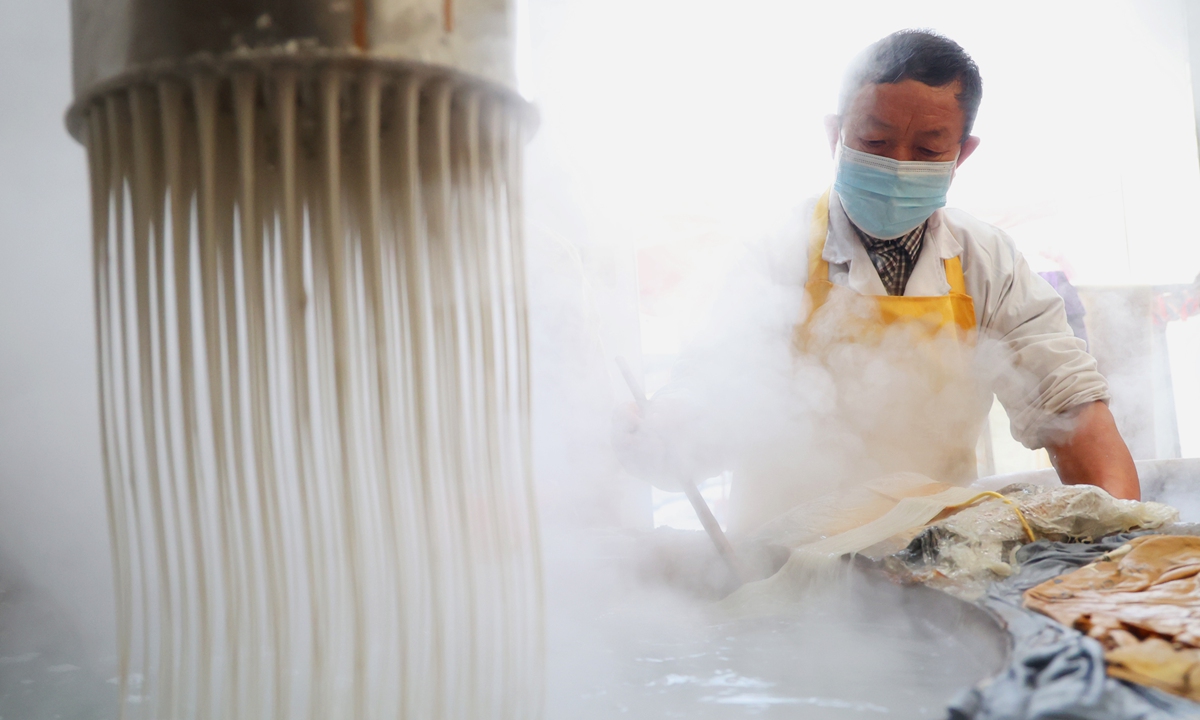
[957,135,981,167]
[824,114,840,158]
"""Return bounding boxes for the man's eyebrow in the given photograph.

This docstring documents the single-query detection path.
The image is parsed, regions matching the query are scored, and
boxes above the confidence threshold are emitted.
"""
[860,115,957,139]
[917,127,952,138]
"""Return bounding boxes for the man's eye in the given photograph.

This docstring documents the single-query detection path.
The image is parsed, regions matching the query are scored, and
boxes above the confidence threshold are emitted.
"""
[863,140,886,147]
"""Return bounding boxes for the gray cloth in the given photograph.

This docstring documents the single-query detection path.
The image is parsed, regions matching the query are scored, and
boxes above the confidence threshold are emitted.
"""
[948,534,1200,720]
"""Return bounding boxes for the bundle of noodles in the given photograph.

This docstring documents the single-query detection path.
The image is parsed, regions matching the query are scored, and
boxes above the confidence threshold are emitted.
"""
[81,62,542,720]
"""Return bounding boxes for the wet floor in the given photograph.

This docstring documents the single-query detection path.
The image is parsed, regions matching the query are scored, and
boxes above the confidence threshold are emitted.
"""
[0,558,116,720]
[1,529,1008,719]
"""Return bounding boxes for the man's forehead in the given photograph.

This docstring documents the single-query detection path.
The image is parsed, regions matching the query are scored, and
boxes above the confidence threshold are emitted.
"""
[845,80,966,135]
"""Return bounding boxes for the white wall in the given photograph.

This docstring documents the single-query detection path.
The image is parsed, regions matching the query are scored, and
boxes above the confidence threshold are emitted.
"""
[528,0,1200,292]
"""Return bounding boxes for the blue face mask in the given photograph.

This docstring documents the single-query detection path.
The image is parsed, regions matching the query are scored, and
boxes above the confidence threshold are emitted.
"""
[833,144,957,240]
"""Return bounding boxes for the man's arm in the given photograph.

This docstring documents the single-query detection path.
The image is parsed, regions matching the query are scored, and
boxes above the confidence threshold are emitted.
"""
[1044,401,1140,500]
[959,219,1137,497]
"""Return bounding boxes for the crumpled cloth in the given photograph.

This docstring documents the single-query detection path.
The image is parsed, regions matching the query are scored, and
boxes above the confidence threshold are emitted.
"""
[1024,535,1200,701]
[948,535,1200,719]
[884,485,1178,601]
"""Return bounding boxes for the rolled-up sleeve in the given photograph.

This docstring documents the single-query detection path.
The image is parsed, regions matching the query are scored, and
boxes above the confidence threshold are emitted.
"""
[962,222,1110,448]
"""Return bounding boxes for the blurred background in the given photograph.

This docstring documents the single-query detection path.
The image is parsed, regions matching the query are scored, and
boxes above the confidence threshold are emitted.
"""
[4,0,1200,696]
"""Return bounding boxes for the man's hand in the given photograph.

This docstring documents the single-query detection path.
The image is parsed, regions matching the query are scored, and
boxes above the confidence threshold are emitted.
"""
[1045,401,1140,500]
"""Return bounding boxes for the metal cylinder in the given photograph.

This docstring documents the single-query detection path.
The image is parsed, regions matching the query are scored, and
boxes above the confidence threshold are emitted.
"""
[68,0,520,138]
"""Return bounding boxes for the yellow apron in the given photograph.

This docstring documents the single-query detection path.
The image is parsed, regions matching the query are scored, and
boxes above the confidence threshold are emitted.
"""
[727,191,990,536]
[795,190,983,486]
[798,191,976,346]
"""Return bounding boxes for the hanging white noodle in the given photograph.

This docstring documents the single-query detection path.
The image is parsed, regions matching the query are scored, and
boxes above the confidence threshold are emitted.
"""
[83,61,543,720]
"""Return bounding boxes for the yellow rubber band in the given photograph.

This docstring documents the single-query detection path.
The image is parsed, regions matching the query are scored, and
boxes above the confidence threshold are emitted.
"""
[948,491,1038,543]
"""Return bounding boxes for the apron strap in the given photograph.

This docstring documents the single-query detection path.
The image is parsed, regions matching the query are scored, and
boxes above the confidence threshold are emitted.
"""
[808,190,832,280]
[944,256,968,296]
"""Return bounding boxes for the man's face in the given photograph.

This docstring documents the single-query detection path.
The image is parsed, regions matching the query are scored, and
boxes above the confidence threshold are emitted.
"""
[834,78,977,166]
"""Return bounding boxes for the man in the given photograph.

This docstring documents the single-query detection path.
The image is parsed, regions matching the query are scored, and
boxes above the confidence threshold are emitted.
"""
[615,30,1139,535]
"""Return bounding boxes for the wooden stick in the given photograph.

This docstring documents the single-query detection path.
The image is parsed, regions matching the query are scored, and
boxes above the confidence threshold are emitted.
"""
[615,357,747,584]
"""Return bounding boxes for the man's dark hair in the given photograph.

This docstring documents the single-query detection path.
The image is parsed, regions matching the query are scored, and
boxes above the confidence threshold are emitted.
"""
[838,30,983,142]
